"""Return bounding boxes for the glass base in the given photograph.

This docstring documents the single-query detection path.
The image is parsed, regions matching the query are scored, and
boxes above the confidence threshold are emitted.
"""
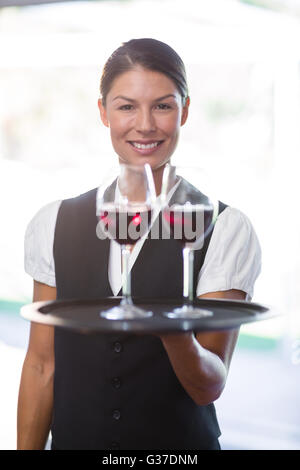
[100,302,153,320]
[163,304,213,319]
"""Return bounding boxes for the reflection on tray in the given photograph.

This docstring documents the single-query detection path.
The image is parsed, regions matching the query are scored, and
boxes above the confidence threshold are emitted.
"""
[19,297,278,334]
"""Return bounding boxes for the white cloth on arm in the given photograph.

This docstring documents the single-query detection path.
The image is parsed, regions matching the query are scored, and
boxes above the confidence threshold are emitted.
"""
[24,200,62,288]
[24,200,262,300]
[196,207,261,301]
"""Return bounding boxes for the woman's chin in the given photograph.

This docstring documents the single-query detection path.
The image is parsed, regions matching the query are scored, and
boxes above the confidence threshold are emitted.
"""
[117,153,171,171]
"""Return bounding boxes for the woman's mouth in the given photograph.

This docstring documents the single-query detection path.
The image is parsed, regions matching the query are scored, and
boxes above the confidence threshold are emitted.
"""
[128,140,164,154]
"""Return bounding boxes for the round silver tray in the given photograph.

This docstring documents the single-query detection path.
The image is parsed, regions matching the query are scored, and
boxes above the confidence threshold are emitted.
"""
[20,297,279,334]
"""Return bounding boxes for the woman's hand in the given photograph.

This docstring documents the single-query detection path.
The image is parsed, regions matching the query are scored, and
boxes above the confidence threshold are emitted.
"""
[159,289,246,405]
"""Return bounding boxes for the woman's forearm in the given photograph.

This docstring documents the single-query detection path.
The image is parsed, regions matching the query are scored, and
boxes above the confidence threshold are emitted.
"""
[160,332,227,406]
[17,354,54,450]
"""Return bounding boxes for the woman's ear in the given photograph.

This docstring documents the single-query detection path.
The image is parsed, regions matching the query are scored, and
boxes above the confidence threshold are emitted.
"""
[181,96,190,126]
[98,98,109,128]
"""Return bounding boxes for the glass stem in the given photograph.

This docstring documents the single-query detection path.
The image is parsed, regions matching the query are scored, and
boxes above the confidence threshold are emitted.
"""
[121,244,132,305]
[183,245,194,305]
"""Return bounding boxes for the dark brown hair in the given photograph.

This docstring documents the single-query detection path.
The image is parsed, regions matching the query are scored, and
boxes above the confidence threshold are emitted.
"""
[100,38,188,106]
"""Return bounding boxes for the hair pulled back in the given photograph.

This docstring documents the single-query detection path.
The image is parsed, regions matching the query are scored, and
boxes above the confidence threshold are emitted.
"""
[100,38,188,106]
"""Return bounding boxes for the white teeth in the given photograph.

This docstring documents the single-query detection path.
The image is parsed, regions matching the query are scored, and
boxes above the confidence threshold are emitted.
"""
[132,141,160,149]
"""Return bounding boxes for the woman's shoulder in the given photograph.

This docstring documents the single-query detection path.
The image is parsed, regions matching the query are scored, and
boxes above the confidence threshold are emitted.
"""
[26,199,62,234]
[213,204,262,260]
[24,200,63,287]
[217,205,256,230]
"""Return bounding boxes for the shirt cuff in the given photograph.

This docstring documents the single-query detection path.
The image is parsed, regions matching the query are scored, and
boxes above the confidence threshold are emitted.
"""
[196,276,252,300]
[25,264,56,288]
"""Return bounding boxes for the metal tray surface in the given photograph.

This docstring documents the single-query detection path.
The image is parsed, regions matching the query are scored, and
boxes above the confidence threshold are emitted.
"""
[20,297,279,334]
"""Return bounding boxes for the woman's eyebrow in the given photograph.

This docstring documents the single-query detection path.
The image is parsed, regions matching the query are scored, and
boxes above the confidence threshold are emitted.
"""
[113,95,135,102]
[154,94,177,102]
[112,94,177,102]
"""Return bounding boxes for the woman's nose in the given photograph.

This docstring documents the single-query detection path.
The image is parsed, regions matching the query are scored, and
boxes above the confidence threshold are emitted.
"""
[135,109,156,133]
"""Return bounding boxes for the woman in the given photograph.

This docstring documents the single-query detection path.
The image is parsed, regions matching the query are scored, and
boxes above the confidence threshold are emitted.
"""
[18,38,261,450]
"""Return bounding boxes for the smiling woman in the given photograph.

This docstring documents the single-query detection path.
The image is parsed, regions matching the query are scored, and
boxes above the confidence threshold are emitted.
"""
[98,38,190,192]
[17,38,262,451]
[98,67,189,189]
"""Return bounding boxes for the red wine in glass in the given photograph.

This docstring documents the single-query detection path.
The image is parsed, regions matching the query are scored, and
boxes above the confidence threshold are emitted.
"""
[160,163,216,318]
[99,203,152,245]
[163,203,214,245]
[96,163,156,320]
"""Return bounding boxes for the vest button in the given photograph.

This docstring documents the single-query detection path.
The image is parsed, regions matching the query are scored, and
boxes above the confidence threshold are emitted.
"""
[113,341,123,353]
[112,409,121,420]
[112,377,122,389]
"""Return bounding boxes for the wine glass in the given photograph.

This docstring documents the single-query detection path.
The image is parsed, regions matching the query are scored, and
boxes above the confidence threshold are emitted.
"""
[160,164,218,318]
[96,163,156,319]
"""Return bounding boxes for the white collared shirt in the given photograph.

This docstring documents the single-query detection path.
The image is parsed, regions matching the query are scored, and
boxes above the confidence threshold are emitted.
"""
[24,187,262,301]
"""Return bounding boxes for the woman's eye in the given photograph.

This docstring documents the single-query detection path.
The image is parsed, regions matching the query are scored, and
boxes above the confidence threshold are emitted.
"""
[119,104,133,111]
[156,103,172,110]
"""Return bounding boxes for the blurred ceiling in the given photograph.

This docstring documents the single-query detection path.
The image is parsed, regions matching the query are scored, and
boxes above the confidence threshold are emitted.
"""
[1,0,300,66]
[0,0,86,6]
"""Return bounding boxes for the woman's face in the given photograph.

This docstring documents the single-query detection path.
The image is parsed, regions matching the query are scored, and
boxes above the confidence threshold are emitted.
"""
[98,66,189,173]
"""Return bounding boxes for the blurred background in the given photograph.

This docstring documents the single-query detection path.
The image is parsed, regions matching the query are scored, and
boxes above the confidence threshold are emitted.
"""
[0,0,299,450]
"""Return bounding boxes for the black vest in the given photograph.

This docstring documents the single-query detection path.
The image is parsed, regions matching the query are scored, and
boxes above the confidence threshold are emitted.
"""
[52,180,227,450]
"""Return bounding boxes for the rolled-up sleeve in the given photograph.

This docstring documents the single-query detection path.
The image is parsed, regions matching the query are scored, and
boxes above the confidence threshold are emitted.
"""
[24,200,62,287]
[196,207,262,301]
